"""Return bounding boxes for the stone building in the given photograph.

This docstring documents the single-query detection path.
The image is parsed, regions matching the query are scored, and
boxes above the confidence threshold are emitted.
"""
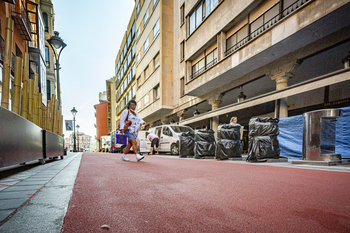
[108,0,350,140]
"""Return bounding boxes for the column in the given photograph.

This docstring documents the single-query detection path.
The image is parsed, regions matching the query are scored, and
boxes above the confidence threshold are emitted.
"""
[177,109,187,122]
[1,18,13,109]
[267,61,300,119]
[208,94,223,139]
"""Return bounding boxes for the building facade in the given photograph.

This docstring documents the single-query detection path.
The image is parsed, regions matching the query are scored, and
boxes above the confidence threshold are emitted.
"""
[40,0,57,103]
[171,0,350,138]
[113,8,137,129]
[94,91,108,148]
[134,0,174,126]
[66,132,91,152]
[108,0,350,141]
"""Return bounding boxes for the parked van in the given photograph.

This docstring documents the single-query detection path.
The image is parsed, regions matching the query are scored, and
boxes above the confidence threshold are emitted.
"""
[148,125,194,155]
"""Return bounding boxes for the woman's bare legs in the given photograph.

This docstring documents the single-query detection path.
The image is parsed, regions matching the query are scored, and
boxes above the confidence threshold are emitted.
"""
[123,140,132,154]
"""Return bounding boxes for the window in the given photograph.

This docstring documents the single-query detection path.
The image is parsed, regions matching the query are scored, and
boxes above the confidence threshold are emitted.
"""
[144,9,149,26]
[251,3,280,34]
[162,126,173,136]
[127,32,131,47]
[226,25,248,51]
[137,100,142,111]
[153,0,158,8]
[137,26,141,40]
[136,1,140,17]
[127,52,132,66]
[132,64,136,77]
[144,66,149,80]
[45,46,50,67]
[153,85,159,100]
[180,41,184,61]
[180,77,185,96]
[153,19,160,40]
[144,37,149,53]
[137,51,141,64]
[153,53,160,70]
[192,58,205,76]
[191,48,217,78]
[189,2,204,35]
[43,12,49,32]
[47,80,51,100]
[131,22,135,37]
[132,84,136,98]
[206,48,217,67]
[180,3,185,25]
[137,76,141,88]
[144,94,149,107]
[132,43,135,57]
[205,0,218,17]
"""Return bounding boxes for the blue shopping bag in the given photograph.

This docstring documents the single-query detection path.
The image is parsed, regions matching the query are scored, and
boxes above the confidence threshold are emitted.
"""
[116,134,128,145]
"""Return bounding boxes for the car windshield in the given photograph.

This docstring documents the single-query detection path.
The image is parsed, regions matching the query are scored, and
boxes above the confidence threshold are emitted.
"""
[170,126,194,134]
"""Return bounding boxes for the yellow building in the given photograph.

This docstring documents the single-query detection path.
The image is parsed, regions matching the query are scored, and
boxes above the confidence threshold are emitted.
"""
[109,0,350,139]
[108,7,137,132]
[134,0,174,126]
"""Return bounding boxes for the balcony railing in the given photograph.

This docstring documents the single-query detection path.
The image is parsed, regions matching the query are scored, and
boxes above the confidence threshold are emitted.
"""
[225,0,310,57]
[11,1,32,41]
[0,34,4,65]
[191,58,218,80]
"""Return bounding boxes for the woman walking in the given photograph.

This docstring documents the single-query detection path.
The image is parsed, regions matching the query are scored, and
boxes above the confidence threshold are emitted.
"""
[119,100,146,162]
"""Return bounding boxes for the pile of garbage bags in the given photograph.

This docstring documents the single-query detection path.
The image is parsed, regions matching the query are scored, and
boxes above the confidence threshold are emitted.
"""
[247,117,280,162]
[179,131,195,157]
[194,129,216,159]
[215,124,242,160]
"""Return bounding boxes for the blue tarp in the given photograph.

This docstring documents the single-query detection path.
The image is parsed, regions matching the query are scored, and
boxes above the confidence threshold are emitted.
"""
[278,106,350,159]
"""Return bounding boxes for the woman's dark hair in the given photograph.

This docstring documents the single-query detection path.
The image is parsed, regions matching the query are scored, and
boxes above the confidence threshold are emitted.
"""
[127,99,137,109]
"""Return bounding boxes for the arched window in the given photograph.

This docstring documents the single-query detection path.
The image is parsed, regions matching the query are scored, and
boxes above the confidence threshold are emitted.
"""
[43,12,49,32]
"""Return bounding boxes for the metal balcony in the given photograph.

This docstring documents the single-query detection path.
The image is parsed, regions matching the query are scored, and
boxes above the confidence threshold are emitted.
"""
[12,2,32,41]
[3,0,15,4]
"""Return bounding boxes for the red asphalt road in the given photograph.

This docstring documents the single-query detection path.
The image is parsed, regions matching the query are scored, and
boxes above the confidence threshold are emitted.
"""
[61,153,350,233]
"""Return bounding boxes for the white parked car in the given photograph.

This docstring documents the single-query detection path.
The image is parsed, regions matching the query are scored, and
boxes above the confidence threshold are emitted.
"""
[148,125,195,155]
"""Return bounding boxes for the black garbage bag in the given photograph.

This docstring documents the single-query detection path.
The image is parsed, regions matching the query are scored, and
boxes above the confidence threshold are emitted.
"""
[217,124,241,140]
[247,136,280,162]
[194,129,215,142]
[215,139,242,160]
[194,141,216,159]
[179,131,195,157]
[249,117,279,137]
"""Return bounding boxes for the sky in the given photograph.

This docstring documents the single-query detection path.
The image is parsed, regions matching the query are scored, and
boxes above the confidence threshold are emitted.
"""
[53,0,135,141]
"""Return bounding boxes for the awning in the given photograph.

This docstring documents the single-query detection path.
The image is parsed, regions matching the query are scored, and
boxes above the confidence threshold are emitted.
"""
[179,68,350,125]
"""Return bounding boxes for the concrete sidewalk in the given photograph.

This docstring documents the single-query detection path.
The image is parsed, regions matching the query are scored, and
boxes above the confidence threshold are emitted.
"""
[0,153,82,233]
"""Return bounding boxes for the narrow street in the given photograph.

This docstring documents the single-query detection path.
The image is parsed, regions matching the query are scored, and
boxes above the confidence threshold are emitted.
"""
[60,153,350,232]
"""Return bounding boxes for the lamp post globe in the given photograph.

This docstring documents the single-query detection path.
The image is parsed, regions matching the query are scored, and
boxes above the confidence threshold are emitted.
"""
[47,31,67,108]
[71,107,78,152]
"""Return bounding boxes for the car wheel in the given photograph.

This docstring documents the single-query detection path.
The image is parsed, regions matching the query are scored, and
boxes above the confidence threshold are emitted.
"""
[171,144,179,155]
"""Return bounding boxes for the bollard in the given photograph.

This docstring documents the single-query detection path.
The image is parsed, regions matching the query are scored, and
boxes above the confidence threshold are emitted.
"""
[1,18,13,109]
[21,53,29,119]
[12,56,23,114]
[28,79,34,122]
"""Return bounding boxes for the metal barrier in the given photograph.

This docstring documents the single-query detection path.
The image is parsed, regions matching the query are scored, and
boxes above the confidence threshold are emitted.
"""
[0,106,64,168]
[302,109,343,161]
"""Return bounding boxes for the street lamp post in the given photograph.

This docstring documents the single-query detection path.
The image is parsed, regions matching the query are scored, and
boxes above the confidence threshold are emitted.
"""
[71,107,78,152]
[76,125,80,152]
[47,31,67,107]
